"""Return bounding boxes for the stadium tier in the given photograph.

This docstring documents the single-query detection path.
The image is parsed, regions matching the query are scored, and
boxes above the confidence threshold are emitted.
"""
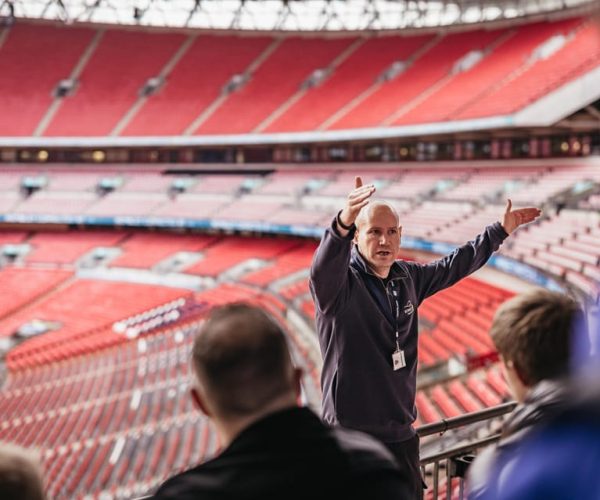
[0,230,513,498]
[0,16,598,135]
[0,157,597,497]
[0,161,598,304]
[0,23,95,136]
[0,3,599,496]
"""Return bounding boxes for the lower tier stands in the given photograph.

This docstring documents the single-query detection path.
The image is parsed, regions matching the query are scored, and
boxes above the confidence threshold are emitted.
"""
[0,270,512,499]
[2,279,193,368]
[108,233,220,269]
[0,282,323,499]
[24,231,128,265]
[0,267,73,323]
[183,236,303,277]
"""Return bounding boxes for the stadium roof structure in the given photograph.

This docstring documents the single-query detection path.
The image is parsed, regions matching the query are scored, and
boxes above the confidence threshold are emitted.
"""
[1,0,598,31]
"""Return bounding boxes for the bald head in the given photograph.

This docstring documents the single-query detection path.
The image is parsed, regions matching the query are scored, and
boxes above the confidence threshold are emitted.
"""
[192,303,297,418]
[355,200,399,230]
[353,200,402,278]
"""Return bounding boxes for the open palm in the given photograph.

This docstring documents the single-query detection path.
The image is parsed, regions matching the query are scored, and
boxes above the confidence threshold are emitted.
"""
[502,199,542,234]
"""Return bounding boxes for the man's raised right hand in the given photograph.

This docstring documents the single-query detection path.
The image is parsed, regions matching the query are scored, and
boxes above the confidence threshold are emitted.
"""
[338,176,376,230]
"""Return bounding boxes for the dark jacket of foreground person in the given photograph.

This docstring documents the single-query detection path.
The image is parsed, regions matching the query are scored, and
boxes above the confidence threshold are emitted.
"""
[468,378,600,499]
[152,407,406,500]
[467,379,568,498]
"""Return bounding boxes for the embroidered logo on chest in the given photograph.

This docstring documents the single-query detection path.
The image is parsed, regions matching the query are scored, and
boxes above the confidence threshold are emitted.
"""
[403,300,414,316]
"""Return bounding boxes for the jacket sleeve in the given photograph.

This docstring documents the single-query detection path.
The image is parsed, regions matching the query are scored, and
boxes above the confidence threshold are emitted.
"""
[309,217,354,315]
[465,446,497,499]
[409,222,508,304]
[354,468,415,499]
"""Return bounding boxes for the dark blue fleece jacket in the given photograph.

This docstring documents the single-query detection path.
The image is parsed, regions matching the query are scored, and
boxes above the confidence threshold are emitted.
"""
[310,218,508,443]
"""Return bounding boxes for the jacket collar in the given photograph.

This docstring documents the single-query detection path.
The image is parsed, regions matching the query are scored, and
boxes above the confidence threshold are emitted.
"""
[502,378,568,440]
[350,245,407,281]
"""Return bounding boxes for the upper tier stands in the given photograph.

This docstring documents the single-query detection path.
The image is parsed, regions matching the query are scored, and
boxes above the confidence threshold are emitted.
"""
[121,35,273,136]
[43,30,186,136]
[194,36,354,134]
[262,34,433,132]
[457,20,600,119]
[396,18,585,124]
[0,24,95,136]
[0,16,596,135]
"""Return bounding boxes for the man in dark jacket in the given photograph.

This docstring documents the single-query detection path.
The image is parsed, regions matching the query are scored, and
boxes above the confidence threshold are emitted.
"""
[467,289,588,499]
[310,176,541,499]
[152,303,405,500]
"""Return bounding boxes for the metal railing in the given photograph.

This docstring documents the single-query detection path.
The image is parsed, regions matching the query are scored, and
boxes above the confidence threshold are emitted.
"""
[417,401,517,500]
[417,402,517,438]
[134,402,518,500]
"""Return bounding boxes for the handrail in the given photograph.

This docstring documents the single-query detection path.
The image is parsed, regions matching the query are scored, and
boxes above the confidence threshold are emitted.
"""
[416,401,517,438]
[420,433,501,464]
[135,402,518,500]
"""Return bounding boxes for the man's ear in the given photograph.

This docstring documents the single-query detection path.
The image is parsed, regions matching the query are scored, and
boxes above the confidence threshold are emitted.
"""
[190,386,212,417]
[501,357,530,403]
[512,362,530,387]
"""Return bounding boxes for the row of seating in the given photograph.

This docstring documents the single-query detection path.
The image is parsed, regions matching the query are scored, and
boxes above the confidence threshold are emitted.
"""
[0,17,595,136]
[505,209,600,300]
[3,279,192,368]
[3,162,597,219]
[1,196,597,307]
[0,289,294,498]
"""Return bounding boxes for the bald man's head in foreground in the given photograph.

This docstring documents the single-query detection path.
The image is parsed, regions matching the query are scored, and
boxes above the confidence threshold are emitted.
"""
[190,303,301,442]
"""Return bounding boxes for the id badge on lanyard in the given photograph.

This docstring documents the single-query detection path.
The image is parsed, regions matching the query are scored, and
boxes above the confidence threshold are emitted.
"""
[392,348,406,370]
[390,286,406,371]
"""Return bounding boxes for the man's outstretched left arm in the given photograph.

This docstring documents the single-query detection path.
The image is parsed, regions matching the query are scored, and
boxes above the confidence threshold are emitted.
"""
[411,199,541,303]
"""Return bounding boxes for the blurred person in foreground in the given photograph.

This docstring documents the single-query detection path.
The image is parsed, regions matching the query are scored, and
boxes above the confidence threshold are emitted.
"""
[474,376,600,499]
[310,176,540,498]
[151,302,405,500]
[0,441,45,500]
[467,289,589,499]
